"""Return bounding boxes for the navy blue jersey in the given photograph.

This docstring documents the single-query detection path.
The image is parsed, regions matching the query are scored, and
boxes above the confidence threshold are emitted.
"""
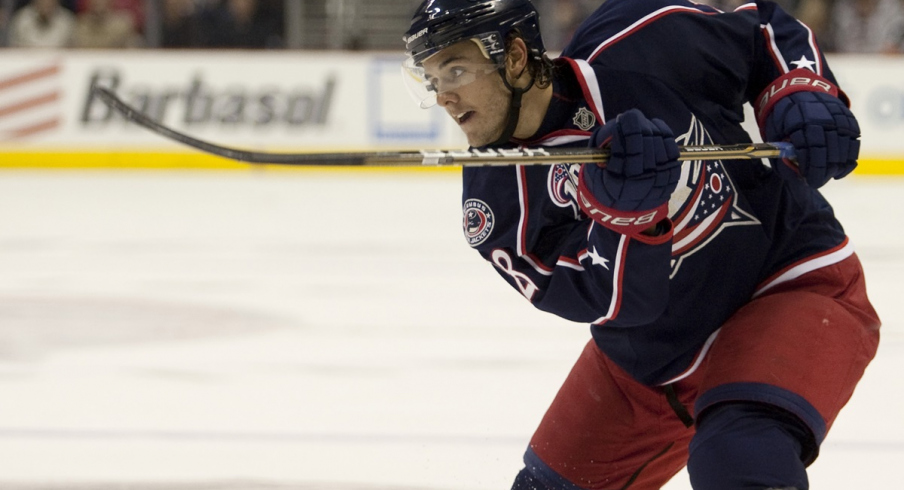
[461,0,853,385]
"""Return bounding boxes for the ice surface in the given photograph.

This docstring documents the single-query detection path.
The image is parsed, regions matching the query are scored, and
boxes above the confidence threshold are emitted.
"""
[0,170,899,489]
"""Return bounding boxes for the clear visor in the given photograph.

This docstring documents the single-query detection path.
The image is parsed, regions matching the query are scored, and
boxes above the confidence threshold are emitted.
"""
[401,39,504,109]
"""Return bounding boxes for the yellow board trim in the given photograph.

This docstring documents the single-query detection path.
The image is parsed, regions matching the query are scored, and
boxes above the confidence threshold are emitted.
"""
[0,152,246,170]
[0,151,461,173]
[0,152,900,174]
[854,158,903,175]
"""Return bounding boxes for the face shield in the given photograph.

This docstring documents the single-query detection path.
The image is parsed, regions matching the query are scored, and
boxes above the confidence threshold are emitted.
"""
[402,34,506,109]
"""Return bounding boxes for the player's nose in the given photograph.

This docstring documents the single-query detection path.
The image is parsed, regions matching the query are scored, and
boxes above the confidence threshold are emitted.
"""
[437,90,459,107]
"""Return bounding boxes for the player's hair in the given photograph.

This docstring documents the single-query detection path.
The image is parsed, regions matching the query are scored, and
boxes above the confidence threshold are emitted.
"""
[504,29,555,89]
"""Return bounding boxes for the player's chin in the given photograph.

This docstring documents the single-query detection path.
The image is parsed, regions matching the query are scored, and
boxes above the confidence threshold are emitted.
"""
[460,125,478,144]
[464,126,502,148]
[465,132,492,148]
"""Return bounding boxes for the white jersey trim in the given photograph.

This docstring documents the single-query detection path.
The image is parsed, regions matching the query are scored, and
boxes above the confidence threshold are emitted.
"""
[591,232,628,325]
[761,22,791,73]
[798,19,823,75]
[522,254,554,276]
[540,134,591,146]
[753,240,855,299]
[659,327,722,386]
[572,59,606,122]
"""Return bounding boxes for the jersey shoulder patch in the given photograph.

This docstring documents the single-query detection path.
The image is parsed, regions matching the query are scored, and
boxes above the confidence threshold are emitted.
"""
[463,199,495,247]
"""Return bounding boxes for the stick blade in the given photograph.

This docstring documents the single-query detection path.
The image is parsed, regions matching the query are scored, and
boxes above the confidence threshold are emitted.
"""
[92,85,373,166]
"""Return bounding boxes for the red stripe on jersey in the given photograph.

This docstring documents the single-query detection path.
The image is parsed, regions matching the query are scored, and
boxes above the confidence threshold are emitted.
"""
[575,248,590,264]
[801,23,824,75]
[761,11,823,76]
[557,255,582,268]
[516,165,530,256]
[524,253,554,274]
[760,24,788,73]
[563,58,604,122]
[672,198,732,256]
[588,6,719,62]
[671,162,709,231]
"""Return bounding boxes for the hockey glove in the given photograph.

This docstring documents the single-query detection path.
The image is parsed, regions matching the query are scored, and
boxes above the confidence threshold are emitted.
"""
[577,109,680,240]
[758,70,860,188]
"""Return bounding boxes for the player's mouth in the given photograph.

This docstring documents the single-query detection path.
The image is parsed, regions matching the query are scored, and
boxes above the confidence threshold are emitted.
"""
[455,111,475,125]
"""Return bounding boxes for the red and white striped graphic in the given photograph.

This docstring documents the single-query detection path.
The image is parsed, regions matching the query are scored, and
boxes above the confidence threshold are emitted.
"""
[0,62,63,141]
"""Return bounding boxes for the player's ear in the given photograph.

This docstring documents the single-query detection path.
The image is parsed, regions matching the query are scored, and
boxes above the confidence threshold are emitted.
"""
[505,37,529,82]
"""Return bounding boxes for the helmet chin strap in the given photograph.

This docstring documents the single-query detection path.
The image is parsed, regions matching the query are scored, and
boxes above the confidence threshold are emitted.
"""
[486,68,535,148]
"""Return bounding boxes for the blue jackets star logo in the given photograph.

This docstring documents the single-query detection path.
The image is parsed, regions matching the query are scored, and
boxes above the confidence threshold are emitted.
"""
[668,115,760,277]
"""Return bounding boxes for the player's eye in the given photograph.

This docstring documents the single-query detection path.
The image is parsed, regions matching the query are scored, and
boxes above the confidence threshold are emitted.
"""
[433,67,468,92]
[442,67,469,86]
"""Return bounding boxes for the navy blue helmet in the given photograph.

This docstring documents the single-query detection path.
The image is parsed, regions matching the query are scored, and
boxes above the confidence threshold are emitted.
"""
[404,0,546,66]
[402,0,546,109]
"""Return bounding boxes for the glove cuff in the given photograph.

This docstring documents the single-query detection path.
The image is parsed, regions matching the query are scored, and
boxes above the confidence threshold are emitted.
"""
[577,165,673,244]
[755,69,843,134]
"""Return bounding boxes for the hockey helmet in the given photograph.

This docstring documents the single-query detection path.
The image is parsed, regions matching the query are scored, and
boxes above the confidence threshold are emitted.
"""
[402,0,545,108]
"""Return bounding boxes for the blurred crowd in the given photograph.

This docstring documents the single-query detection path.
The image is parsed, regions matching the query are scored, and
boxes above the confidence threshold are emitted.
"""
[0,0,903,53]
[706,0,904,54]
[0,0,285,48]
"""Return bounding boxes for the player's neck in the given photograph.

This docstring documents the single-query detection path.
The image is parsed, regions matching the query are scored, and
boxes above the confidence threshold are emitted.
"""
[512,82,554,140]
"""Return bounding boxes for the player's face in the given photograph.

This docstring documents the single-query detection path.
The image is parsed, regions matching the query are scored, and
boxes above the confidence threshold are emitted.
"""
[421,41,512,147]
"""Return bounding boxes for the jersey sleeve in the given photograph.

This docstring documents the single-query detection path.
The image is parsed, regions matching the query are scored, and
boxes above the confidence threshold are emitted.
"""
[463,165,672,327]
[559,0,846,127]
[745,0,844,103]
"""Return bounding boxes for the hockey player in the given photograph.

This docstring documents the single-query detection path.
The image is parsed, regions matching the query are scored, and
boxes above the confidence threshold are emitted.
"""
[402,0,880,489]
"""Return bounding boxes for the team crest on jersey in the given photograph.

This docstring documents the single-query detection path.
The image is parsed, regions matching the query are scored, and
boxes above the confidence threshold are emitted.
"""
[463,199,495,247]
[572,107,597,131]
[547,163,582,219]
[668,115,760,277]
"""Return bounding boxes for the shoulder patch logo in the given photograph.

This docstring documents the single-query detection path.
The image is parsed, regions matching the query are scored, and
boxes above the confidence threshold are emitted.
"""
[572,107,597,131]
[463,199,495,247]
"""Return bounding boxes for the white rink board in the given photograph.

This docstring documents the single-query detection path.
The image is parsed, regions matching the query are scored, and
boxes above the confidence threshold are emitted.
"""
[0,50,465,151]
[829,55,904,156]
[1,50,903,161]
[0,170,900,489]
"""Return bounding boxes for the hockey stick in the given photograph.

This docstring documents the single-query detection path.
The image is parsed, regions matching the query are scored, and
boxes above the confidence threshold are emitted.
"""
[93,86,795,167]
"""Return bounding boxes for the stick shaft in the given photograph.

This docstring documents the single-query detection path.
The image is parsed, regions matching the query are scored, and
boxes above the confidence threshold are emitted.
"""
[93,86,795,167]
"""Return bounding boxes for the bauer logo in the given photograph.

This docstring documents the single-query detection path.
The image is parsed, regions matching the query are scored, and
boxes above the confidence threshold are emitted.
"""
[463,199,495,247]
[404,28,429,44]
